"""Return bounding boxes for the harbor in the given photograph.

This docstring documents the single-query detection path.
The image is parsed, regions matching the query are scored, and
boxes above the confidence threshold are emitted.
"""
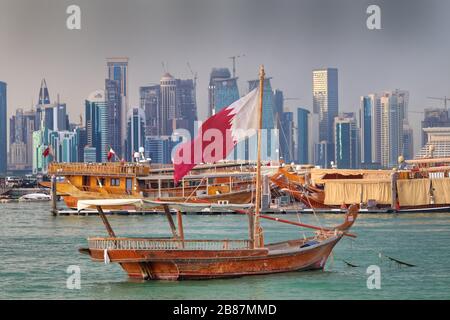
[1,200,450,299]
[19,156,450,216]
[3,0,450,303]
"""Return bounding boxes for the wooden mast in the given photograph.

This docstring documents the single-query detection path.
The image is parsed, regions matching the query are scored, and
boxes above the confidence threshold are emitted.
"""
[253,65,265,248]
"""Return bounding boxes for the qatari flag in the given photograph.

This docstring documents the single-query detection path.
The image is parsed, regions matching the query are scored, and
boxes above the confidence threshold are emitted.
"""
[173,88,260,183]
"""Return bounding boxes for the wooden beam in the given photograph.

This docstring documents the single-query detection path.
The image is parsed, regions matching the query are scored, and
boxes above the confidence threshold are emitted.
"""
[163,205,178,239]
[51,175,57,216]
[176,210,185,249]
[97,206,116,238]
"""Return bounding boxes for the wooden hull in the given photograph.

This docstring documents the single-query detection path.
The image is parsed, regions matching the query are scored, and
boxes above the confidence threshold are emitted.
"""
[81,235,341,280]
[157,189,254,205]
[63,189,254,210]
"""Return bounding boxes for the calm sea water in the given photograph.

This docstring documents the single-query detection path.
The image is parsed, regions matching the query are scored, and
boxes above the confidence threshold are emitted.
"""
[1,201,450,300]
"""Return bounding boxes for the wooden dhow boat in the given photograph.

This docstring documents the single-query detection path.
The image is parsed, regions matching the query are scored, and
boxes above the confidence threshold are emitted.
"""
[78,198,358,280]
[78,66,358,280]
[48,163,258,210]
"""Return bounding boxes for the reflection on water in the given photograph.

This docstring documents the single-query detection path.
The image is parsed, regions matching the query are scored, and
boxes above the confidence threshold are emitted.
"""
[1,202,450,299]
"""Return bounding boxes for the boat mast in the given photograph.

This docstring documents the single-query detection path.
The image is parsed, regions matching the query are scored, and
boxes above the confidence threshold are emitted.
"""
[253,65,265,248]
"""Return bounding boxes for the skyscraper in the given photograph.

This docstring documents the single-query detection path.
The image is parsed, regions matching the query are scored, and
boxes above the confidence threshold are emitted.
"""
[126,107,146,161]
[145,136,175,164]
[175,79,197,137]
[403,121,414,160]
[208,68,239,117]
[248,77,276,160]
[107,57,129,155]
[380,91,407,168]
[360,96,372,165]
[38,79,50,105]
[32,125,51,174]
[105,78,122,155]
[0,81,7,175]
[273,90,284,130]
[297,108,310,164]
[313,68,338,141]
[54,101,69,131]
[75,127,87,163]
[313,68,338,166]
[360,94,381,166]
[421,108,450,146]
[48,131,78,163]
[9,108,36,171]
[280,112,295,163]
[141,75,198,139]
[85,90,109,162]
[34,79,52,131]
[334,115,359,169]
[140,85,160,136]
[160,73,177,136]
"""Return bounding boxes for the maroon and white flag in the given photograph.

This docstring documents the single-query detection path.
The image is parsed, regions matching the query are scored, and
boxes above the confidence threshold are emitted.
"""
[42,146,52,158]
[173,88,260,183]
[107,148,116,161]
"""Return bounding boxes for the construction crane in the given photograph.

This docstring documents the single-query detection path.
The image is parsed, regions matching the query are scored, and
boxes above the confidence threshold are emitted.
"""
[186,62,198,90]
[427,96,450,110]
[186,62,198,104]
[228,54,245,78]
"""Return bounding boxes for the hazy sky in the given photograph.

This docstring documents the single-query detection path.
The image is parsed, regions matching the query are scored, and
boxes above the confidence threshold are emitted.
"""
[1,0,449,151]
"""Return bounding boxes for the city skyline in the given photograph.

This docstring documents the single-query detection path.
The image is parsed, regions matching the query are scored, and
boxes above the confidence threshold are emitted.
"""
[1,0,449,153]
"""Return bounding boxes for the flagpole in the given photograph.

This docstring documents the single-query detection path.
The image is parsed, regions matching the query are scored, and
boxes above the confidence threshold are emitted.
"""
[253,65,265,249]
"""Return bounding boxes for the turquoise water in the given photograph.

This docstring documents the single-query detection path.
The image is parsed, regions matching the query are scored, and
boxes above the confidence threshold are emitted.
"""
[1,201,450,300]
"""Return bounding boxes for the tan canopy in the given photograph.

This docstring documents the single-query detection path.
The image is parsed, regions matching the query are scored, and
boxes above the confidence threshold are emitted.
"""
[324,179,392,205]
[311,168,393,185]
[397,179,431,206]
[431,179,450,204]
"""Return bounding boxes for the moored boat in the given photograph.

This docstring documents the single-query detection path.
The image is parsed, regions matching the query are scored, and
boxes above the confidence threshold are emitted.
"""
[78,66,358,281]
[78,199,358,280]
[18,193,51,202]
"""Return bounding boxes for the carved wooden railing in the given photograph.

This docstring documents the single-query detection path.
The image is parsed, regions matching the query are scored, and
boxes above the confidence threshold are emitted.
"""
[88,237,251,251]
[48,163,150,177]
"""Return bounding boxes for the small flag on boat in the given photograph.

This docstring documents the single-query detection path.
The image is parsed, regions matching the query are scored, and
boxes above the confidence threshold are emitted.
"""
[107,148,116,161]
[173,88,260,183]
[42,146,52,158]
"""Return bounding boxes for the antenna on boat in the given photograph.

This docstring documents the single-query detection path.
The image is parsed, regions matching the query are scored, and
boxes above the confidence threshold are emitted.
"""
[253,65,265,248]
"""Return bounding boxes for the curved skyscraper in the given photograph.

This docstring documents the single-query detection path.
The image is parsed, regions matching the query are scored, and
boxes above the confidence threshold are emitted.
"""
[208,68,239,117]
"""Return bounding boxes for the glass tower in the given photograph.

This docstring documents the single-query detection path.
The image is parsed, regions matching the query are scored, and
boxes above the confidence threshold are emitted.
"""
[0,81,7,175]
[85,90,109,162]
[208,68,239,117]
[313,68,338,165]
[297,108,310,164]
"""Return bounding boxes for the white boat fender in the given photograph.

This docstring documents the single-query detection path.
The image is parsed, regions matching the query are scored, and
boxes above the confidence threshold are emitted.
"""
[104,249,110,264]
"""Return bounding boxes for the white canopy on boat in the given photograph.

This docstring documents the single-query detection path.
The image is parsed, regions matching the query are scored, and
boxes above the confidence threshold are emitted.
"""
[77,198,253,213]
[77,199,144,211]
[142,200,253,212]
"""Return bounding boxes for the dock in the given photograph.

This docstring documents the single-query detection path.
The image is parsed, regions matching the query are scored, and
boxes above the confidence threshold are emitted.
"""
[53,207,397,216]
